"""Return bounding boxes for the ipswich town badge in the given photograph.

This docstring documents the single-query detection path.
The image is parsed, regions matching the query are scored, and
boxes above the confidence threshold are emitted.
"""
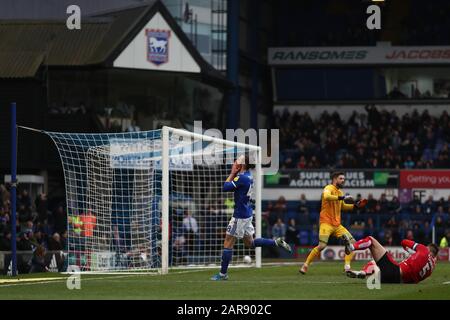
[146,29,171,66]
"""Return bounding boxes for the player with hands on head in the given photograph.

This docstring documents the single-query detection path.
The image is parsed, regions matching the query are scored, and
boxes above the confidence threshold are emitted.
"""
[211,154,292,281]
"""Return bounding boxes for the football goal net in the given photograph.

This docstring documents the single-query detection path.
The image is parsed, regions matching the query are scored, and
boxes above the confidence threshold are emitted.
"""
[31,126,261,274]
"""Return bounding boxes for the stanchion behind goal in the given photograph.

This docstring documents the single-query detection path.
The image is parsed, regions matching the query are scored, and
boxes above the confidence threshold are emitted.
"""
[10,102,18,277]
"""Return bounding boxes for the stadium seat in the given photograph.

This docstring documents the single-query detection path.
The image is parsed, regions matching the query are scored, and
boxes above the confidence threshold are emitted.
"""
[298,230,310,245]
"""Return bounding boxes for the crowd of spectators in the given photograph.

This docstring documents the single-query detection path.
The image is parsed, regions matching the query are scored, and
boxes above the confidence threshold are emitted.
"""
[48,100,139,133]
[386,85,450,100]
[0,183,67,272]
[262,194,450,249]
[276,106,450,170]
[1,183,449,264]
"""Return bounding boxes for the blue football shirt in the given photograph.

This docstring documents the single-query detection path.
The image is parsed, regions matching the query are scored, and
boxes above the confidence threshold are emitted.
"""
[223,170,254,219]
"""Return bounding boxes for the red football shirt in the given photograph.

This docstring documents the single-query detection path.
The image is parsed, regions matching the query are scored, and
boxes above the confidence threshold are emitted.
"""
[399,240,436,284]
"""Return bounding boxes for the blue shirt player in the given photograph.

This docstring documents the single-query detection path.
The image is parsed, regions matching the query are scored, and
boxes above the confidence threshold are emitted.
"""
[211,155,292,281]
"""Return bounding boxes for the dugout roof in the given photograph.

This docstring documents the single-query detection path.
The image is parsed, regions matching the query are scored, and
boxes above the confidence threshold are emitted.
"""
[0,0,229,86]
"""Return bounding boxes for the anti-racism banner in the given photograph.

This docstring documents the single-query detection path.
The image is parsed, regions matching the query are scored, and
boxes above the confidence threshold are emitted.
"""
[264,170,399,189]
[268,45,450,65]
[400,170,450,189]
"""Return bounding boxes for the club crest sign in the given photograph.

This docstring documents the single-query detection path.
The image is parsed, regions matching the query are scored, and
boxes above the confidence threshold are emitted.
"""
[146,29,171,65]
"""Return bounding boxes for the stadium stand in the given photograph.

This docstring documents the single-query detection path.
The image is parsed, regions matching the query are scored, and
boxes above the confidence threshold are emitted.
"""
[270,103,450,252]
[276,106,450,170]
[262,193,450,249]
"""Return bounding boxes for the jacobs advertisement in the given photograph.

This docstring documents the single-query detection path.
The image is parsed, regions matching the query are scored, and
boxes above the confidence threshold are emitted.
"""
[264,170,399,189]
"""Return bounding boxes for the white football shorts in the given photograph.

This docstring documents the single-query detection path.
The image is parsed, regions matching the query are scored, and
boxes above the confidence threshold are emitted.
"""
[226,216,255,239]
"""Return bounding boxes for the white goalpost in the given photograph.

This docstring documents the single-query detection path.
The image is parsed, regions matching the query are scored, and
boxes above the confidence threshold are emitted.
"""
[42,126,261,274]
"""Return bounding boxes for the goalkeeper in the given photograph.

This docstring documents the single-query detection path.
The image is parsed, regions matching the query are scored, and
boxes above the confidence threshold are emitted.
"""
[300,171,367,275]
[211,155,292,281]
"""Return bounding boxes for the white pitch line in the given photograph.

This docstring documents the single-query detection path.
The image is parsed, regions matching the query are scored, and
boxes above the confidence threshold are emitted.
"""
[0,269,205,288]
[104,279,350,285]
[196,280,349,284]
[0,274,134,288]
[0,268,353,288]
[443,281,450,285]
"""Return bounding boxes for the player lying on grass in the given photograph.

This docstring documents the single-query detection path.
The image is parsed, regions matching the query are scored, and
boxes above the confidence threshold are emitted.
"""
[211,155,292,281]
[343,235,439,284]
[300,171,367,275]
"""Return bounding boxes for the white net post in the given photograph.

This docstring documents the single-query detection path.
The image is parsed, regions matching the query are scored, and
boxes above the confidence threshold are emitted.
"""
[255,148,262,268]
[161,126,170,275]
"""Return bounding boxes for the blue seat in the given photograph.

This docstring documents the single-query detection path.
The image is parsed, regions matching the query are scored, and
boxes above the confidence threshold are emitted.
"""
[287,201,299,211]
[351,229,364,239]
[298,230,310,245]
[309,212,319,224]
[311,229,319,242]
[286,210,297,221]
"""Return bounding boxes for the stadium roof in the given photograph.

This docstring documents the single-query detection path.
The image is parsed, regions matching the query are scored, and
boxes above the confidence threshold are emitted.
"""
[0,0,229,86]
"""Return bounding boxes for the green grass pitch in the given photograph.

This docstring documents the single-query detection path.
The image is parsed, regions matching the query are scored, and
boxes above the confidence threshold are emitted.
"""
[1,261,449,300]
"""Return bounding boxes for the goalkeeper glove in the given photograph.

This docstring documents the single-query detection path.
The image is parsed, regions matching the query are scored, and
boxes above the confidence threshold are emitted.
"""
[339,194,354,203]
